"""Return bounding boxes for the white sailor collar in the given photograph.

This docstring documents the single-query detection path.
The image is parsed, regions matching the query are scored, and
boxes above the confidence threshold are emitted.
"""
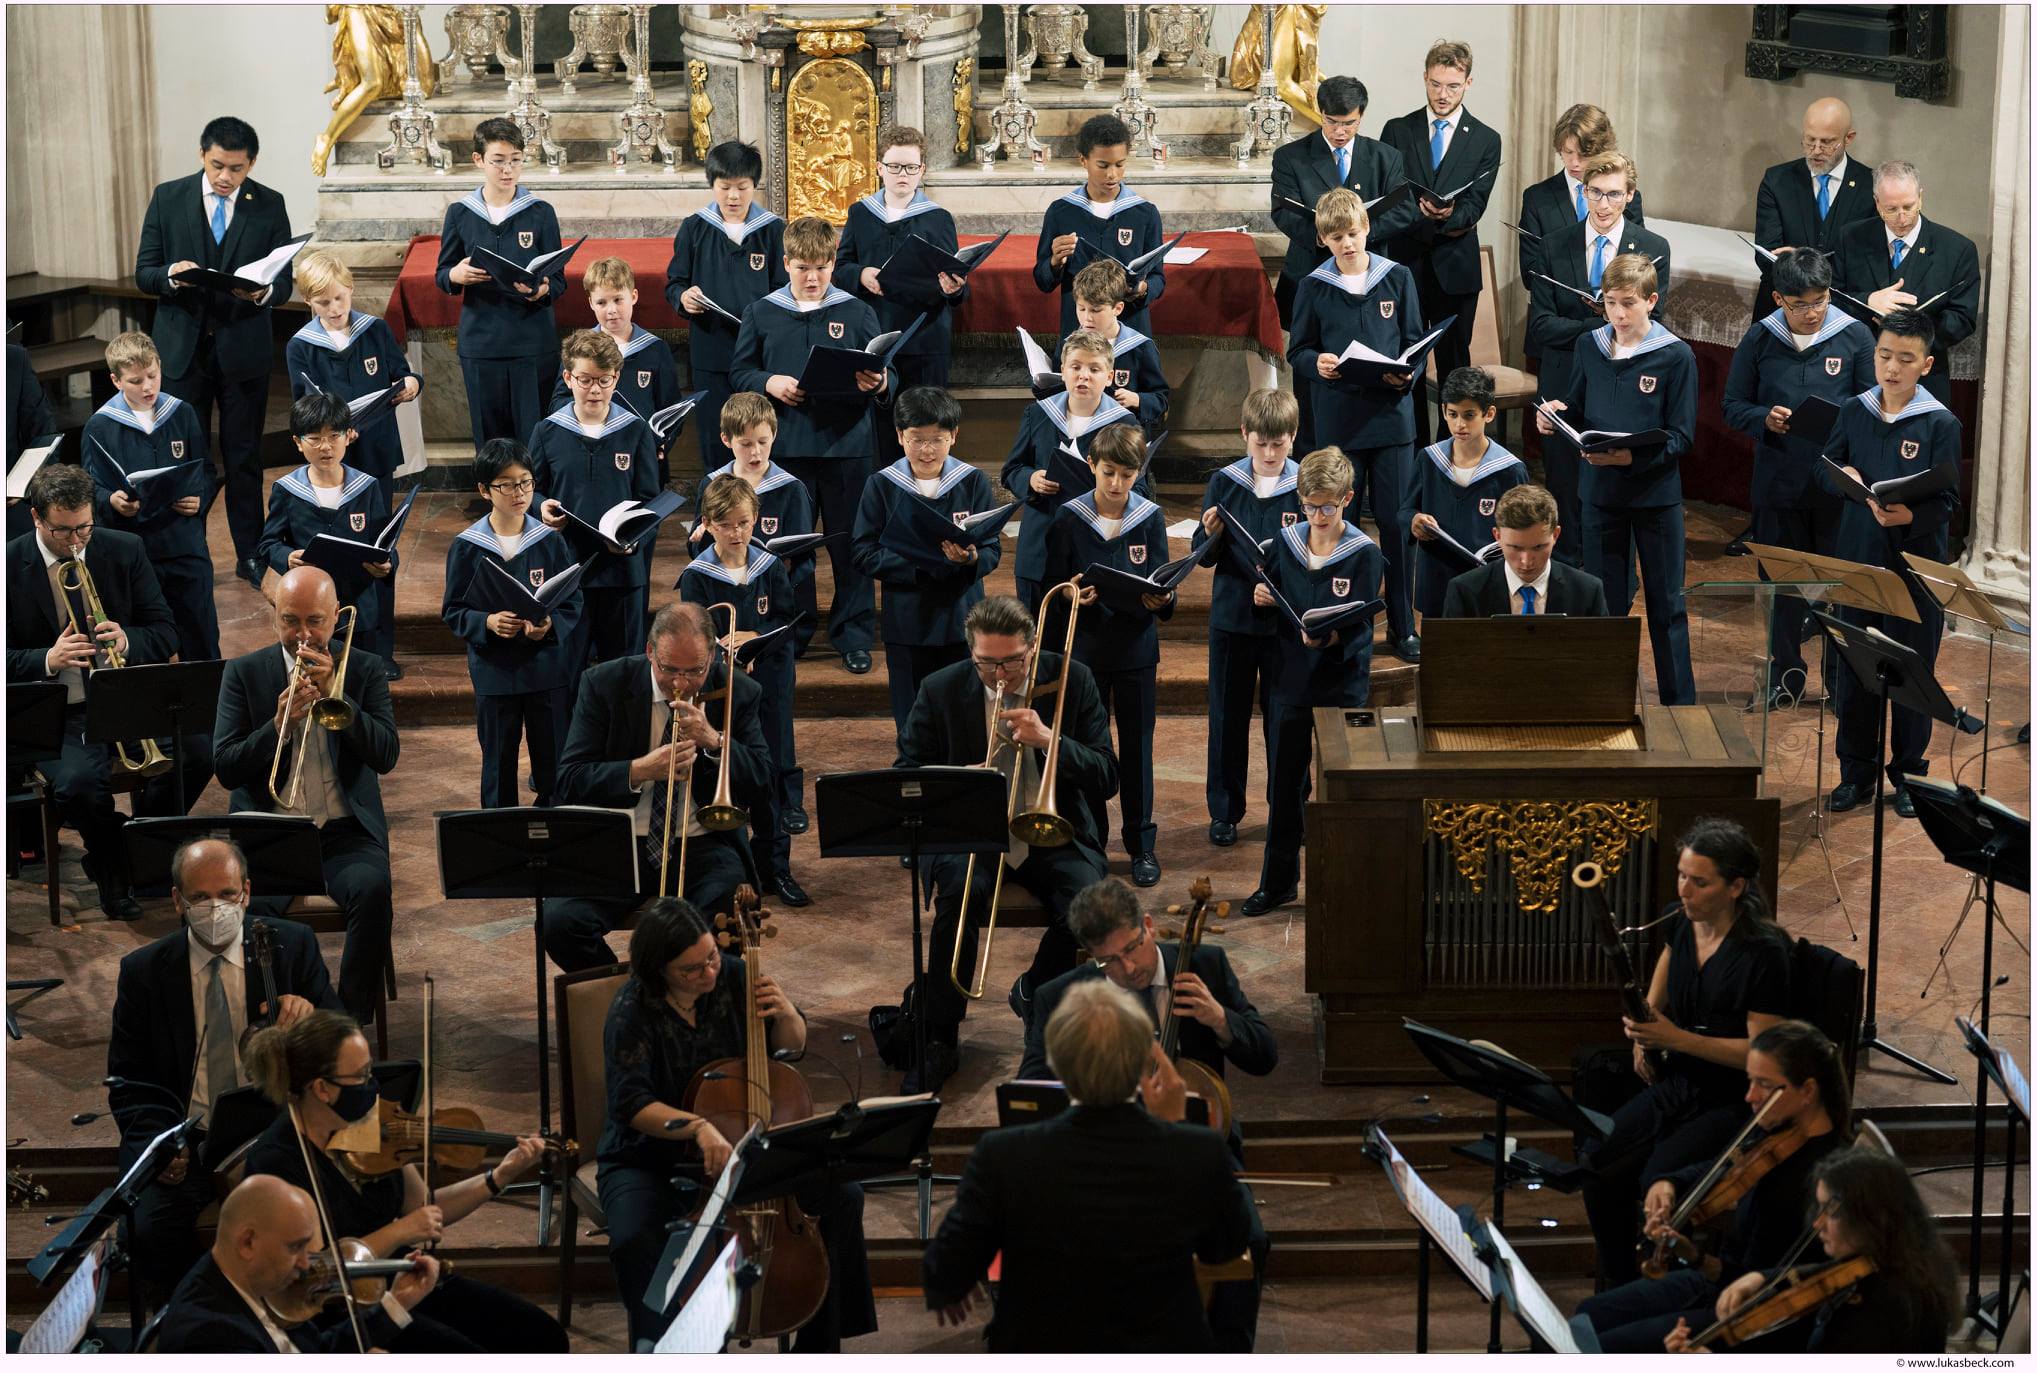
[95,392,184,432]
[878,454,972,498]
[291,311,374,352]
[458,185,537,225]
[612,325,661,358]
[1757,307,1860,349]
[1283,519,1371,566]
[455,511,548,553]
[1592,321,1679,359]
[1859,386,1948,424]
[1041,391,1132,438]
[544,404,639,439]
[1307,253,1399,295]
[762,285,856,313]
[689,541,776,583]
[1422,438,1523,483]
[857,190,941,225]
[1219,456,1298,495]
[277,463,374,505]
[1060,185,1148,217]
[709,460,799,495]
[694,202,779,242]
[1109,325,1149,357]
[1065,490,1157,539]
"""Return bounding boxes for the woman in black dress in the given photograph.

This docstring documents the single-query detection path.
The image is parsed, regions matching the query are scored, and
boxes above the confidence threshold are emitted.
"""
[1581,817,1793,1288]
[240,1011,569,1352]
[596,898,877,1352]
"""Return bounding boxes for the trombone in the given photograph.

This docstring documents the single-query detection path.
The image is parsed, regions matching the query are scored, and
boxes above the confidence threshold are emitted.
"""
[950,579,1082,999]
[55,558,172,779]
[660,605,749,900]
[267,606,359,810]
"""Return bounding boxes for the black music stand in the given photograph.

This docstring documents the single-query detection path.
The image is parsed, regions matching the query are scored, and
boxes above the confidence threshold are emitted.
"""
[123,814,326,895]
[29,1115,200,1338]
[1405,1019,1613,1354]
[436,806,639,1245]
[815,768,1008,1238]
[1811,611,1985,1085]
[1958,1017,2031,1347]
[82,661,224,817]
[8,684,68,1031]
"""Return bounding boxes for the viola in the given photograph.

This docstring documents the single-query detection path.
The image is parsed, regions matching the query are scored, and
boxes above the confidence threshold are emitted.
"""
[682,885,828,1343]
[265,1234,447,1326]
[330,1097,577,1180]
[1641,1094,1804,1279]
[1683,1254,1876,1350]
[1155,876,1234,1137]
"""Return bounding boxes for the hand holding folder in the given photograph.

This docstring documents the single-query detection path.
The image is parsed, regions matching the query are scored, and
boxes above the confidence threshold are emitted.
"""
[301,489,417,581]
[877,230,1008,301]
[472,235,587,293]
[1081,544,1204,616]
[1820,456,1953,510]
[880,496,1015,572]
[297,373,407,431]
[171,232,312,295]
[471,556,583,622]
[1534,401,1670,456]
[1333,317,1455,389]
[798,314,924,395]
[553,488,686,557]
[1252,564,1384,642]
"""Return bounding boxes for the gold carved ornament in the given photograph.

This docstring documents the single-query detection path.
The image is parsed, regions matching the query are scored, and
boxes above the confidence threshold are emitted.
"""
[688,59,713,163]
[952,57,973,159]
[315,4,435,176]
[1421,799,1658,913]
[1228,4,1326,124]
[796,30,868,58]
[786,58,878,226]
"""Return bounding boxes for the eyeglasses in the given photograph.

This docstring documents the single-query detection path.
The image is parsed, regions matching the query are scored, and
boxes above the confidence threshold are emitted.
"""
[1090,925,1150,973]
[296,433,347,449]
[972,653,1028,673]
[673,948,721,978]
[43,520,93,538]
[1582,187,1629,205]
[488,478,535,495]
[1779,298,1828,316]
[659,663,712,682]
[484,155,524,169]
[1801,136,1845,152]
[1301,501,1342,518]
[567,373,617,389]
[879,161,924,175]
[321,1071,373,1087]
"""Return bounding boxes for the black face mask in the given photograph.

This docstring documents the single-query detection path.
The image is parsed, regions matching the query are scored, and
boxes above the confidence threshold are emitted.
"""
[323,1073,379,1124]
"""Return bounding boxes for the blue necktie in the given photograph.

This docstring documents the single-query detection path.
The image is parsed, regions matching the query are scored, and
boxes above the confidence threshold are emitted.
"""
[209,194,226,245]
[1519,586,1537,616]
[1430,118,1448,171]
[1589,235,1609,290]
[1890,239,1907,272]
[1574,182,1587,221]
[1816,173,1832,220]
[1335,144,1348,186]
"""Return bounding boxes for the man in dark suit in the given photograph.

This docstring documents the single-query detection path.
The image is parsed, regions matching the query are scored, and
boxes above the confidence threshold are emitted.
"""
[1752,97,1876,305]
[6,464,187,918]
[213,566,397,1024]
[1516,104,1648,284]
[896,594,1118,1093]
[1377,40,1504,447]
[546,599,772,972]
[155,1174,436,1352]
[134,115,296,584]
[1831,160,1981,405]
[7,338,52,543]
[1269,74,1422,328]
[108,836,340,1298]
[1440,483,1611,618]
[923,978,1255,1352]
[1523,152,1671,569]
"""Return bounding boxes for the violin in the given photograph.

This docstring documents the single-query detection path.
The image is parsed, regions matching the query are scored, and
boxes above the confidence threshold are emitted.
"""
[1154,877,1234,1138]
[8,1165,46,1208]
[265,1234,445,1326]
[683,884,828,1344]
[1683,1254,1875,1350]
[329,1097,577,1180]
[1641,1094,1803,1279]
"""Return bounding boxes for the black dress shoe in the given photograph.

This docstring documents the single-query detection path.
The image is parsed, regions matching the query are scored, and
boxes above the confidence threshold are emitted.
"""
[1208,821,1238,847]
[842,650,873,675]
[902,1040,959,1095]
[1891,785,1918,819]
[1391,634,1421,664]
[783,804,809,835]
[1241,887,1296,917]
[1007,974,1033,1022]
[770,872,812,907]
[239,558,265,590]
[1827,782,1868,813]
[1131,852,1161,887]
[103,890,144,921]
[384,660,404,682]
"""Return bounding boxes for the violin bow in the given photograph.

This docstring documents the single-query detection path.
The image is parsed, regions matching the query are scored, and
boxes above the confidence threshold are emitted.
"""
[421,972,436,1216]
[287,1101,368,1353]
[1689,1200,1838,1347]
[1664,1092,1780,1232]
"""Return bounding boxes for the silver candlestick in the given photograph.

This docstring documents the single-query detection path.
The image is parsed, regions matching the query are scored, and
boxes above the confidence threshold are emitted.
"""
[507,3,566,170]
[1112,5,1164,162]
[610,3,676,171]
[378,6,451,172]
[980,3,1045,169]
[1233,2,1290,165]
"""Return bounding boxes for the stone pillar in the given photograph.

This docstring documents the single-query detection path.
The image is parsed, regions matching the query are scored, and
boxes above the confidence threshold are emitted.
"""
[1961,3,2032,611]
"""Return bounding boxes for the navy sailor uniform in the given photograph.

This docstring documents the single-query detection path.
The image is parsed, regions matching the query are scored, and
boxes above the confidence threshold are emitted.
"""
[1400,438,1527,618]
[255,463,394,650]
[83,392,219,663]
[833,190,969,416]
[1033,185,1167,337]
[697,459,819,660]
[1000,390,1141,613]
[434,185,565,450]
[526,402,660,666]
[548,324,682,476]
[1096,322,1171,435]
[664,203,786,474]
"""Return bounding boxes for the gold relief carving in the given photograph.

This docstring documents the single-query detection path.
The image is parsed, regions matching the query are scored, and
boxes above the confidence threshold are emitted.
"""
[796,30,868,57]
[688,58,713,162]
[1422,799,1657,913]
[316,4,435,175]
[786,58,878,226]
[952,57,973,158]
[1229,3,1326,123]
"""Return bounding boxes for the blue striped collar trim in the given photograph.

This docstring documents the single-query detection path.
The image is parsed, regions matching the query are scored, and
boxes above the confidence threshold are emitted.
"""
[857,191,940,224]
[544,404,639,439]
[878,455,972,498]
[1757,307,1860,349]
[277,464,373,505]
[614,325,660,358]
[1219,456,1298,495]
[1110,325,1149,357]
[1422,439,1523,483]
[455,512,547,552]
[1308,253,1399,295]
[1859,386,1949,424]
[1041,391,1131,438]
[1059,185,1148,216]
[1283,520,1371,565]
[1592,321,1679,358]
[688,542,775,583]
[693,202,780,242]
[709,460,798,495]
[763,285,855,313]
[458,185,537,224]
[291,311,375,352]
[95,393,184,432]
[1065,490,1157,538]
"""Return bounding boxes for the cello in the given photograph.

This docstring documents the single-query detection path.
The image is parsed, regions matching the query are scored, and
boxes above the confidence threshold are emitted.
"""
[1155,877,1234,1137]
[683,885,828,1343]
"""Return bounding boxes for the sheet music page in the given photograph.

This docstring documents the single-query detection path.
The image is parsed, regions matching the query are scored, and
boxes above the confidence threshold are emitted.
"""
[659,1123,759,1312]
[1485,1226,1577,1353]
[1998,1045,2032,1121]
[1374,1128,1493,1301]
[654,1234,743,1353]
[20,1233,109,1353]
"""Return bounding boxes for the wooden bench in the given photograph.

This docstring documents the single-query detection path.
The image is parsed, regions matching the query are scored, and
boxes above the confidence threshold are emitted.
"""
[27,338,107,384]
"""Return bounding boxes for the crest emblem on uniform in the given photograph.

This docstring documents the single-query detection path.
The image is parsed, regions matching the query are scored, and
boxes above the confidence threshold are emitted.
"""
[170,440,186,460]
[760,516,778,535]
[1282,511,1299,527]
[529,567,546,587]
[1129,544,1148,565]
[1117,227,1134,246]
[637,370,651,389]
[518,231,534,250]
[749,253,766,271]
[1114,368,1130,387]
[756,594,769,615]
[828,321,845,339]
[1380,300,1396,320]
[1479,498,1497,516]
[1900,439,1921,460]
[1332,577,1351,597]
[1638,375,1658,394]
[364,356,379,377]
[615,451,632,471]
[1825,356,1843,376]
[952,510,970,527]
[349,512,368,532]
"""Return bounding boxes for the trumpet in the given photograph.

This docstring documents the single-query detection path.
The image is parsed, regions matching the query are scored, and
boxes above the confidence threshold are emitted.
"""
[267,607,358,810]
[659,606,749,900]
[950,580,1082,1000]
[55,557,172,779]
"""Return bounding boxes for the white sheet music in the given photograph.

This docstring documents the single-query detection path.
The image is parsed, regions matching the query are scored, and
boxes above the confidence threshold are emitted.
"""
[1485,1226,1577,1354]
[1999,1048,2032,1121]
[20,1233,109,1353]
[1373,1127,1492,1301]
[654,1234,743,1353]
[659,1122,759,1313]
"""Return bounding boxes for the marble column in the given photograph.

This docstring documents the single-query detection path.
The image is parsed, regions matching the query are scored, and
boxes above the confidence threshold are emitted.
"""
[1961,3,2032,611]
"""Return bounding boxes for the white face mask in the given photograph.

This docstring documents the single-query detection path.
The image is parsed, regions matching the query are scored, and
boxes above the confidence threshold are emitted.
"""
[185,898,246,950]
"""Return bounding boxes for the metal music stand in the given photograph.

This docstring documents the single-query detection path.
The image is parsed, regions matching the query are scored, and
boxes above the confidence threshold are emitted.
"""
[436,806,639,1244]
[123,814,326,896]
[1958,1016,2032,1347]
[815,767,1008,1238]
[81,660,225,816]
[8,683,68,1035]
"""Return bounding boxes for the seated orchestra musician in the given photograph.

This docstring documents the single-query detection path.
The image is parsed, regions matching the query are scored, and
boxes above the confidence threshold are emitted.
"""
[1667,1146,1958,1354]
[596,898,875,1352]
[1438,483,1611,618]
[923,978,1256,1352]
[238,1010,567,1352]
[543,600,773,972]
[153,1174,442,1354]
[108,836,341,1300]
[1580,817,1791,1290]
[1575,1020,1850,1351]
[894,594,1119,1093]
[212,565,397,1026]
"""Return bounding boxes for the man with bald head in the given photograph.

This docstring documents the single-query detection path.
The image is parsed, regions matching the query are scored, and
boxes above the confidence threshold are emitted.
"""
[1831,160,1981,404]
[214,565,398,1023]
[1752,97,1877,305]
[155,1174,439,1352]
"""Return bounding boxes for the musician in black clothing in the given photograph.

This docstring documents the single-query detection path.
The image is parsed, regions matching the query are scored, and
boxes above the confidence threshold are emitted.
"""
[1580,818,1791,1289]
[595,899,876,1353]
[1575,1020,1851,1352]
[1671,1147,1958,1353]
[238,1011,567,1352]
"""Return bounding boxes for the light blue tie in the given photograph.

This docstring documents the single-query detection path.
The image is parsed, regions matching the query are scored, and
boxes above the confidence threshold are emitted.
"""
[1816,173,1832,220]
[209,194,226,245]
[1890,239,1907,272]
[1519,586,1537,616]
[1430,118,1448,171]
[1589,235,1609,290]
[1574,183,1587,221]
[1335,144,1348,186]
